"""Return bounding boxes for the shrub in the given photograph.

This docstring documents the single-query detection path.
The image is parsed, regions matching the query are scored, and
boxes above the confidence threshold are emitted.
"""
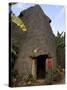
[45,65,63,85]
[52,67,62,82]
[26,74,36,86]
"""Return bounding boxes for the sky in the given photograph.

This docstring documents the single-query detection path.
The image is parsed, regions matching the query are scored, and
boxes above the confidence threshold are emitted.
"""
[11,3,65,36]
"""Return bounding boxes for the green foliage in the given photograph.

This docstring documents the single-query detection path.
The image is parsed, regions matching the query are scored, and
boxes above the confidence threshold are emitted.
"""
[45,70,53,85]
[11,70,19,79]
[27,74,33,81]
[11,14,27,32]
[25,74,36,86]
[11,44,20,70]
[28,74,35,82]
[52,67,62,82]
[45,64,63,84]
[56,31,65,48]
[11,48,16,56]
[11,72,36,87]
[56,31,65,68]
[9,3,27,32]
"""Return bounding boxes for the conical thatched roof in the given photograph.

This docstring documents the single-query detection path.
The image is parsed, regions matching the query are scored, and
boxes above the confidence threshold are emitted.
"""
[12,5,57,75]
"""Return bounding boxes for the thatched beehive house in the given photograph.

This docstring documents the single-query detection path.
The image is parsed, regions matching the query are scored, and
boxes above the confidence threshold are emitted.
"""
[12,5,57,79]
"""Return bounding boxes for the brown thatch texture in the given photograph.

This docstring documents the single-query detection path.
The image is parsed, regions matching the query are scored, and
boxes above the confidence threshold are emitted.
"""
[12,5,57,76]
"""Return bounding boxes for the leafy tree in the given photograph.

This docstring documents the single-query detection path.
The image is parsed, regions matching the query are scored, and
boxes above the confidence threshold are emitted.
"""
[56,31,65,68]
[56,31,65,48]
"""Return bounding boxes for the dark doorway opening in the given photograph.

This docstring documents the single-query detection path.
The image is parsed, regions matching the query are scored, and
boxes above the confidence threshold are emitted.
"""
[36,55,48,79]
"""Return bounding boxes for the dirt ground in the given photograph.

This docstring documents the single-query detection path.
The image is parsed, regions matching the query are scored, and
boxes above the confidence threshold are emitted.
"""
[36,71,65,85]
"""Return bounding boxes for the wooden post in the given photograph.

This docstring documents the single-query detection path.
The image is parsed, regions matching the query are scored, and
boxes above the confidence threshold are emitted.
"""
[32,60,36,79]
